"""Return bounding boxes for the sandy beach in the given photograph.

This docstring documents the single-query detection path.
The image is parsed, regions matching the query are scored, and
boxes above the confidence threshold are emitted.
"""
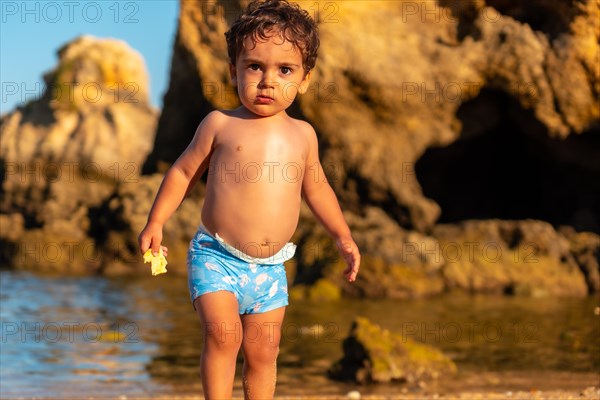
[63,387,599,400]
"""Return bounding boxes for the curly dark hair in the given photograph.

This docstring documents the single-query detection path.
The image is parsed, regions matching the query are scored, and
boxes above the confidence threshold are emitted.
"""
[225,0,320,71]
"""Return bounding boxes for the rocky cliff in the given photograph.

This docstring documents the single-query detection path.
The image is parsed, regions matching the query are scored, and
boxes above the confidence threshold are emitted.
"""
[0,36,158,273]
[142,0,600,295]
[1,1,598,297]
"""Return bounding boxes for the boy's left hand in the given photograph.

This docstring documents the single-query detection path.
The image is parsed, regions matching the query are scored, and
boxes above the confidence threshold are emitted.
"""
[336,237,361,282]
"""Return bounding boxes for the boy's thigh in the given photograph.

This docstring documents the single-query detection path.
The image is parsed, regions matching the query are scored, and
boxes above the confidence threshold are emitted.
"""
[194,291,242,341]
[240,306,286,348]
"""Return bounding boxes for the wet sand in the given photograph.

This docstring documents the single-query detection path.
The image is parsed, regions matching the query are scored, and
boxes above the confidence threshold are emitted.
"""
[39,380,598,400]
[67,387,599,400]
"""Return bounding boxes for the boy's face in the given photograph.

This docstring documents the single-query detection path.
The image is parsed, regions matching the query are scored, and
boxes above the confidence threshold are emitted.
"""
[229,32,312,117]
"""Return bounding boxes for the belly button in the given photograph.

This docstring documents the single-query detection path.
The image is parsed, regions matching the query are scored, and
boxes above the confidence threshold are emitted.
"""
[237,146,243,151]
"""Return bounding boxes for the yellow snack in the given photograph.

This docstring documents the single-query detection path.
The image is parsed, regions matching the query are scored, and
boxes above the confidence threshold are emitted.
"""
[143,249,168,276]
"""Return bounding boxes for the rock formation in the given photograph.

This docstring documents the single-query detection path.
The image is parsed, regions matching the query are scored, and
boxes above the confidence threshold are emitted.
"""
[0,36,158,273]
[142,0,599,295]
[146,0,599,228]
[329,316,457,384]
[1,1,599,297]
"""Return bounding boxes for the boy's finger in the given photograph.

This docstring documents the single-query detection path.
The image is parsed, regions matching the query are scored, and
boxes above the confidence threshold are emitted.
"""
[140,237,150,253]
[344,263,359,280]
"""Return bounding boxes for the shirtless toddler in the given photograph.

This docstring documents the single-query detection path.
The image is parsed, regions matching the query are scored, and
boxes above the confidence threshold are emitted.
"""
[138,1,360,398]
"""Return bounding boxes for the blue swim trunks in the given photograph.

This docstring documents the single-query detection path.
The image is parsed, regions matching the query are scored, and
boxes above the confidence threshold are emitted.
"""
[186,226,295,314]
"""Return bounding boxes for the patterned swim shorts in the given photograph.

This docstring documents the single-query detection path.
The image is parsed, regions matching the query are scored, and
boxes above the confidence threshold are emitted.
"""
[186,226,294,314]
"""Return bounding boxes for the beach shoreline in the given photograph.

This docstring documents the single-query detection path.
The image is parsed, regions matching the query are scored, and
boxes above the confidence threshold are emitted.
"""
[26,387,597,400]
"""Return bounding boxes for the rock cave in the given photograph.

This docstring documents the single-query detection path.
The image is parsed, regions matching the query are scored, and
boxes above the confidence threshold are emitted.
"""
[415,88,600,233]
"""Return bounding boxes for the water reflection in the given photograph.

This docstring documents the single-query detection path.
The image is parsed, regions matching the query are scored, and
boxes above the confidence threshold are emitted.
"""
[1,270,598,397]
[0,271,164,397]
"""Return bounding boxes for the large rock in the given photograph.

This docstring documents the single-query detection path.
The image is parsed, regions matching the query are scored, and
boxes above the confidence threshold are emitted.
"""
[435,220,591,297]
[0,36,158,273]
[144,0,599,291]
[2,0,599,299]
[298,216,594,298]
[329,317,457,384]
[147,0,599,230]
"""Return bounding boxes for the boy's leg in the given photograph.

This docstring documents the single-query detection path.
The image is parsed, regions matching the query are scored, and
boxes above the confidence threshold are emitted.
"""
[194,291,242,399]
[240,306,286,400]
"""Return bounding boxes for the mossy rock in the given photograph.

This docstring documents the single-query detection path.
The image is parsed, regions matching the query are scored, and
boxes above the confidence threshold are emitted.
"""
[329,316,456,384]
[324,255,445,299]
[289,278,341,302]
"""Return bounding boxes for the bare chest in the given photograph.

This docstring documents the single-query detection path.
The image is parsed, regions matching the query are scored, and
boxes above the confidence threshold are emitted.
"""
[209,129,307,184]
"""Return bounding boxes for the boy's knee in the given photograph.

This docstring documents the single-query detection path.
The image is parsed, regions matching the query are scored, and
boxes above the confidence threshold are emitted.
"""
[243,330,281,365]
[245,341,280,366]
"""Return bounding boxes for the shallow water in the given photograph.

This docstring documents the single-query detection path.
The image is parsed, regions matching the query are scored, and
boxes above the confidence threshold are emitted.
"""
[1,270,598,398]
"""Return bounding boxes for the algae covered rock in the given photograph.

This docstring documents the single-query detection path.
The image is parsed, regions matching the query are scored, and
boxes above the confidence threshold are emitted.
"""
[293,206,446,299]
[289,278,342,302]
[436,220,590,297]
[329,317,456,384]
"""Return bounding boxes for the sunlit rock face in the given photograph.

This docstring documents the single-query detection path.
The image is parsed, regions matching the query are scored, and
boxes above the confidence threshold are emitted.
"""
[149,0,598,229]
[0,35,158,273]
[143,0,598,295]
[1,1,598,294]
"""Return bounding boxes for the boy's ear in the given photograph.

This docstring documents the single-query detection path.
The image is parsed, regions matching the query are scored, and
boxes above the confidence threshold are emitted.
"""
[229,63,237,86]
[298,69,312,95]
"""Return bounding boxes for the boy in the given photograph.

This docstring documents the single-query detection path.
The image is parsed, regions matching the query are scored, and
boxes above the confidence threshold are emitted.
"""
[138,0,360,398]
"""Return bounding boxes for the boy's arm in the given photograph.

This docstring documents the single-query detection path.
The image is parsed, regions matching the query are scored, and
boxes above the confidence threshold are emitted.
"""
[138,111,220,255]
[301,126,361,282]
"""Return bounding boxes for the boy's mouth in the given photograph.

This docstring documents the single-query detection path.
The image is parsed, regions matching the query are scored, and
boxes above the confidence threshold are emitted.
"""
[255,94,274,104]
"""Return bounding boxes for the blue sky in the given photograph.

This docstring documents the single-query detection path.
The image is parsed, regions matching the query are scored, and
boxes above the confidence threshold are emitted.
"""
[1,0,179,114]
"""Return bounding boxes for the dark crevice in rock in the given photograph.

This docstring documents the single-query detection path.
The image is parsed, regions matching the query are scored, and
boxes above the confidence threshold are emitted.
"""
[343,69,377,108]
[0,160,7,208]
[438,0,583,42]
[438,0,483,41]
[499,224,524,249]
[342,69,394,123]
[503,285,515,295]
[103,107,116,131]
[485,0,583,40]
[344,168,413,229]
[415,88,600,233]
[142,39,215,174]
[0,160,45,230]
[0,240,18,269]
[87,194,123,246]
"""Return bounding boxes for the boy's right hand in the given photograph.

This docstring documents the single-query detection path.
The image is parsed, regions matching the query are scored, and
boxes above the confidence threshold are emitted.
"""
[138,221,167,256]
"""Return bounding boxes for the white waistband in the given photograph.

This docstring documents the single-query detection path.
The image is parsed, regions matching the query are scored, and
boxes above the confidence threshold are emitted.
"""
[200,226,296,265]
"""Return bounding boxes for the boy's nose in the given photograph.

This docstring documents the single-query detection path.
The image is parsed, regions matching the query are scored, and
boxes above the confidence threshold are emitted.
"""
[258,70,276,88]
[258,80,275,89]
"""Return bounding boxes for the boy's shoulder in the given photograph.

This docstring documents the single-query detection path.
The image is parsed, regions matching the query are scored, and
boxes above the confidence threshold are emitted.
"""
[195,110,228,134]
[288,115,317,137]
[202,109,230,124]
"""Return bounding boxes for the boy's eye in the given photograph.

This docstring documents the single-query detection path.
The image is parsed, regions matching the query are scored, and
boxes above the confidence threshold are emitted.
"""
[280,67,292,75]
[249,64,261,71]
